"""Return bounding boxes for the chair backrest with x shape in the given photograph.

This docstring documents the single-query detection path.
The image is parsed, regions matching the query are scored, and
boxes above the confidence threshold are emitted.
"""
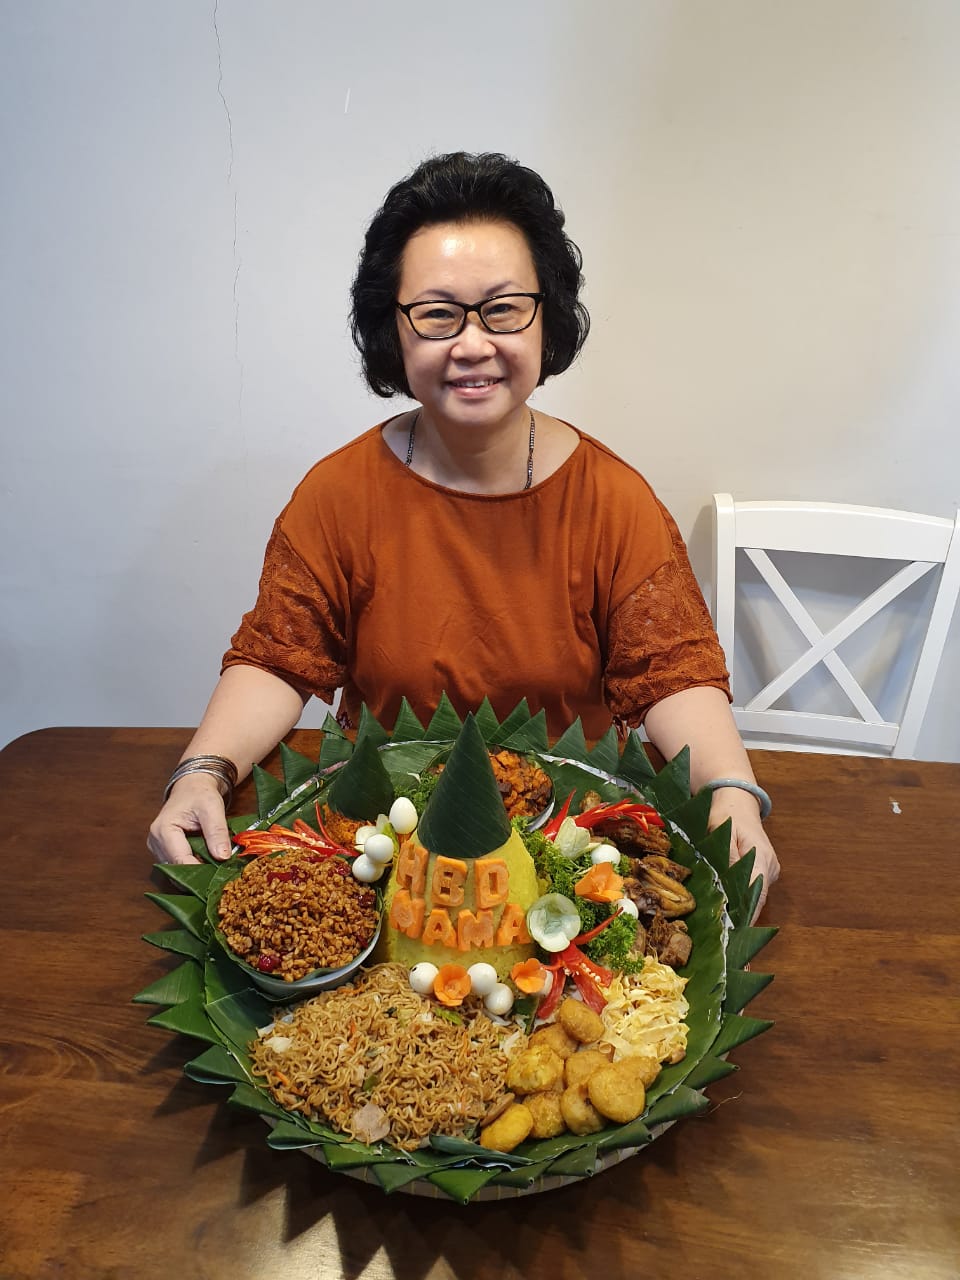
[712,495,960,757]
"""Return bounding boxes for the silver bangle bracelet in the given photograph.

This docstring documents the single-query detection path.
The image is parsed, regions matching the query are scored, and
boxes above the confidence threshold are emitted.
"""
[703,778,772,820]
[163,755,238,807]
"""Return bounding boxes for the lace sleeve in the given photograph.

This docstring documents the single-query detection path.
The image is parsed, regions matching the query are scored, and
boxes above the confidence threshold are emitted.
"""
[604,509,730,726]
[221,523,347,701]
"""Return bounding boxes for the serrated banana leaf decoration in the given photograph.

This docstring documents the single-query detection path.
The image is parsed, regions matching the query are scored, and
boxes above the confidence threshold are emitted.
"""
[137,697,776,1204]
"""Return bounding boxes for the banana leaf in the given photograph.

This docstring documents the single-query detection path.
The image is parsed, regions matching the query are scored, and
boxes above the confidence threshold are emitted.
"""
[417,715,512,858]
[425,693,463,739]
[723,968,774,1015]
[141,928,208,962]
[144,892,208,939]
[617,730,657,784]
[156,863,218,899]
[499,708,549,753]
[493,697,533,741]
[548,718,590,763]
[184,1043,254,1085]
[428,1166,504,1204]
[643,1085,710,1126]
[585,725,621,775]
[146,998,220,1043]
[682,1055,739,1090]
[390,698,426,742]
[132,959,203,1007]
[324,733,394,818]
[253,764,287,815]
[279,742,317,794]
[472,696,501,744]
[727,925,779,971]
[643,746,692,814]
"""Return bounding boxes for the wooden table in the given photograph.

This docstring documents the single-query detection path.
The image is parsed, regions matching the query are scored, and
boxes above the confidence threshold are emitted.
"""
[1,728,958,1280]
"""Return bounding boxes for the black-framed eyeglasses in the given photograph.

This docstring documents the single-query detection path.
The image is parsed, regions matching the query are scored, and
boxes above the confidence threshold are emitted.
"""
[396,292,543,340]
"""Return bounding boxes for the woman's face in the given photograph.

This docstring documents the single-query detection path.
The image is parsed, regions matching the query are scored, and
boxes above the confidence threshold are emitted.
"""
[396,219,543,434]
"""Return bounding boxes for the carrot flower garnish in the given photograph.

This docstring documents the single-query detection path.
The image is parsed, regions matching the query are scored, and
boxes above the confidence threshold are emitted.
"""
[433,964,472,1008]
[574,862,624,904]
[511,958,551,995]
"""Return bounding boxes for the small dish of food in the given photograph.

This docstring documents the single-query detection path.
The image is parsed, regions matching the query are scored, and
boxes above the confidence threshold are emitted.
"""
[212,851,381,999]
[487,748,553,827]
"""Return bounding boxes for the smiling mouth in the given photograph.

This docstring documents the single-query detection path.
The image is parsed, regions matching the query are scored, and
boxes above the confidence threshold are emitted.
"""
[447,377,502,389]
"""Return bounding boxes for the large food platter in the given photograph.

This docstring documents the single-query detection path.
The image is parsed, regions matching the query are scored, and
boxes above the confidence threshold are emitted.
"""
[136,697,776,1203]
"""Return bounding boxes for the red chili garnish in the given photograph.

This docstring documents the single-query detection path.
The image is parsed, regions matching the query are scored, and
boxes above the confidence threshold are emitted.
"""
[266,870,295,884]
[256,953,281,973]
[572,799,665,832]
[536,909,623,1018]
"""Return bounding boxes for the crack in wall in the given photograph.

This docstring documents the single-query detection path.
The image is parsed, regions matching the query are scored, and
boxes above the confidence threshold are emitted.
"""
[213,0,243,421]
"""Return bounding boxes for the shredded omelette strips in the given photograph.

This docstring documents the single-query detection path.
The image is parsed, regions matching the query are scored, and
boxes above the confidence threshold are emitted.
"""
[598,958,690,1065]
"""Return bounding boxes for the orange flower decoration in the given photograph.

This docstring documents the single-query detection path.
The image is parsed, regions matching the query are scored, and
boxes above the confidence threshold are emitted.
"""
[574,863,624,904]
[433,963,472,1007]
[511,958,550,995]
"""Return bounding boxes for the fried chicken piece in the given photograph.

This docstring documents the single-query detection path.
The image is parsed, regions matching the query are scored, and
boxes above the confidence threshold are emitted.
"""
[628,864,696,918]
[634,853,691,882]
[590,816,673,856]
[646,912,693,969]
[621,877,664,917]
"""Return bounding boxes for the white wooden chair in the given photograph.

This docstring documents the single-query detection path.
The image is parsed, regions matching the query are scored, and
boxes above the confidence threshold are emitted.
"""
[712,494,960,757]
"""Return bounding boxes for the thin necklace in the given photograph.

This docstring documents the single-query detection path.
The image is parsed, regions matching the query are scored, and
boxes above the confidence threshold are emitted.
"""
[405,410,536,490]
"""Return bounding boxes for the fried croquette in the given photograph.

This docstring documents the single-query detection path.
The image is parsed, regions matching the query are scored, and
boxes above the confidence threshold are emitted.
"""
[558,997,605,1044]
[506,1044,565,1095]
[563,1047,612,1088]
[528,1022,579,1059]
[478,1103,534,1152]
[523,1090,567,1139]
[559,1083,605,1135]
[587,1059,647,1124]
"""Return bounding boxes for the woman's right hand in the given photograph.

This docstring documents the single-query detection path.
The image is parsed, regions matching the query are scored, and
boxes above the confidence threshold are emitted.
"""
[147,774,235,865]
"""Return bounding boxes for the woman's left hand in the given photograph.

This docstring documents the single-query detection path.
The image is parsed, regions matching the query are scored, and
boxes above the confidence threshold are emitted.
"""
[707,786,780,922]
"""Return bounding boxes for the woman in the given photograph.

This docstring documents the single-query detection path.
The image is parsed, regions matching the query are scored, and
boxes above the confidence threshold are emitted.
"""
[148,152,779,912]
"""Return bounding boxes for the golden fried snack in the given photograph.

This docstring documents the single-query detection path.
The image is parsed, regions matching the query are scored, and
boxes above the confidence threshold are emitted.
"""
[587,1059,647,1124]
[529,1022,579,1060]
[624,1053,661,1088]
[558,997,605,1045]
[506,1044,565,1095]
[563,1047,611,1088]
[559,1083,605,1135]
[523,1091,566,1139]
[479,1103,534,1152]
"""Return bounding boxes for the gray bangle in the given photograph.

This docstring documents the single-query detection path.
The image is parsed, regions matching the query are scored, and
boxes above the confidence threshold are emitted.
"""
[164,754,238,807]
[703,778,772,820]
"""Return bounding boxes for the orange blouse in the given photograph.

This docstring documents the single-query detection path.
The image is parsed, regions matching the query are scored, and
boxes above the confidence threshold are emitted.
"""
[222,423,729,741]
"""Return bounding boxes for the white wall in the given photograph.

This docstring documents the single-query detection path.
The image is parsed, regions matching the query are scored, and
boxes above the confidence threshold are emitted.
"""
[2,0,959,760]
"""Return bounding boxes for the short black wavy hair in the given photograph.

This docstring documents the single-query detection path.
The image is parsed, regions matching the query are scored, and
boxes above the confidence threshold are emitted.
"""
[350,151,590,397]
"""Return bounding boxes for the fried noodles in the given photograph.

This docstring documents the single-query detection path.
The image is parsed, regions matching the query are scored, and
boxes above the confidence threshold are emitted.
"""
[250,963,519,1150]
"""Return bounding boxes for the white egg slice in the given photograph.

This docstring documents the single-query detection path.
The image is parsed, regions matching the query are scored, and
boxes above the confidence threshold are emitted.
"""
[362,832,395,865]
[409,962,439,995]
[590,843,621,865]
[466,962,498,996]
[484,983,515,1016]
[351,853,385,882]
[614,896,639,919]
[388,796,419,835]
